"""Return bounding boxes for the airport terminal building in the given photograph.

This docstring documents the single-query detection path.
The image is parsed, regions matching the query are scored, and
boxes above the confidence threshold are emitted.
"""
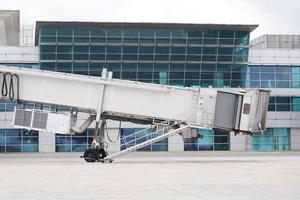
[0,10,300,153]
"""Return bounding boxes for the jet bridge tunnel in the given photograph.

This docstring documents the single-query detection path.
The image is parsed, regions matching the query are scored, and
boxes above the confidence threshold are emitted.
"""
[0,65,270,162]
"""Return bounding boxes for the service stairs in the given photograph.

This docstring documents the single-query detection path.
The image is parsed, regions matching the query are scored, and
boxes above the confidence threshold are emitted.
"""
[104,122,191,162]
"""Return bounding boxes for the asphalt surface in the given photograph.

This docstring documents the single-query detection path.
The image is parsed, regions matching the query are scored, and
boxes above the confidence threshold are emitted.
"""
[0,152,300,200]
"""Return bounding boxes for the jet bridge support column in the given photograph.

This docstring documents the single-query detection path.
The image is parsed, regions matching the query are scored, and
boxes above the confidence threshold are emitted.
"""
[90,84,107,159]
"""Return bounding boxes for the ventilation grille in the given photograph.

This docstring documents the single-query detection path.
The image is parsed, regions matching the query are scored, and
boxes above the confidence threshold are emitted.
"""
[32,110,48,129]
[14,108,48,130]
[14,109,32,127]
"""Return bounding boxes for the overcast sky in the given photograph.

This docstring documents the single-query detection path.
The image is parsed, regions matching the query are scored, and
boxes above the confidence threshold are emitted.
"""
[1,0,299,39]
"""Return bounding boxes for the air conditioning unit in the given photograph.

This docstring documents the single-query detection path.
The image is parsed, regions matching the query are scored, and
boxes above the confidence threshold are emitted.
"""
[13,107,77,134]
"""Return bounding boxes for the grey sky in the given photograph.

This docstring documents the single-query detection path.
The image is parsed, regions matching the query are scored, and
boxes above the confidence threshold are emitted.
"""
[1,0,299,39]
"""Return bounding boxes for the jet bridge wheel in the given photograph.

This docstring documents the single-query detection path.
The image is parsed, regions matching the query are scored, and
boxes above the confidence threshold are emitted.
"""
[83,149,98,162]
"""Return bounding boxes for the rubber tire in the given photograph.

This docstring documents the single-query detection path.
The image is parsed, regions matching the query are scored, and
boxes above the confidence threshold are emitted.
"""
[83,149,97,162]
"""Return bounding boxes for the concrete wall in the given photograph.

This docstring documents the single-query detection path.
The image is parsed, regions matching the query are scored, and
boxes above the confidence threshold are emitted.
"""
[0,10,19,46]
[230,132,247,151]
[39,132,56,153]
[0,46,39,63]
[168,134,184,151]
[248,48,300,65]
[291,128,300,150]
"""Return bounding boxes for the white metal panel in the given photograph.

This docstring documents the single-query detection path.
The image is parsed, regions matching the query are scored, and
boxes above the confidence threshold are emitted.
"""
[0,46,39,63]
[195,89,217,127]
[102,84,194,122]
[239,95,252,132]
[46,113,72,134]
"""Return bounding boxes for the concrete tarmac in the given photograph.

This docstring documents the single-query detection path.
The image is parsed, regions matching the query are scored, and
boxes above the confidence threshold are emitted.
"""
[0,152,300,200]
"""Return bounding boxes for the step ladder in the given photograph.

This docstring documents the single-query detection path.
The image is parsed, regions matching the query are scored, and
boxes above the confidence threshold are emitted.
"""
[104,123,191,162]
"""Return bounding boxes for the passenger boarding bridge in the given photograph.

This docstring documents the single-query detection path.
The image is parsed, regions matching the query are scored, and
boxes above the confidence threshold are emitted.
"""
[0,65,270,162]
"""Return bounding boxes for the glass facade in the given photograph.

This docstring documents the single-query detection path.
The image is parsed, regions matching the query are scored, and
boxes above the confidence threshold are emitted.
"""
[184,129,230,151]
[247,65,300,88]
[56,129,94,152]
[252,128,290,151]
[0,63,39,69]
[38,25,250,88]
[0,129,39,152]
[268,96,300,112]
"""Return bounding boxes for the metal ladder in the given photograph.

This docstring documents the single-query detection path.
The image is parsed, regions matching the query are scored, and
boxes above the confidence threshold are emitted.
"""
[104,123,191,162]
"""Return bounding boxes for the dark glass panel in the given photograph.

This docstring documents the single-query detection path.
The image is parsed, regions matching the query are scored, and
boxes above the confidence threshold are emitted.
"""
[123,54,138,61]
[73,62,88,71]
[139,46,154,54]
[74,27,89,36]
[122,62,137,71]
[202,64,216,72]
[40,53,56,60]
[139,55,154,61]
[123,46,138,54]
[186,64,200,72]
[170,63,185,72]
[56,62,72,72]
[90,28,106,36]
[219,30,234,45]
[155,55,169,61]
[57,45,72,53]
[171,55,185,61]
[40,62,55,71]
[41,45,56,53]
[74,54,89,60]
[138,63,153,72]
[57,27,73,36]
[156,46,170,54]
[235,31,249,46]
[106,54,121,60]
[40,35,56,43]
[40,27,56,35]
[122,71,137,80]
[90,45,105,53]
[74,45,89,53]
[203,47,217,55]
[187,46,202,55]
[107,45,121,54]
[187,55,201,61]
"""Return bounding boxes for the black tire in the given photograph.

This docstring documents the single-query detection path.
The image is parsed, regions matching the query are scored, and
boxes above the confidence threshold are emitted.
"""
[98,148,107,159]
[83,149,97,162]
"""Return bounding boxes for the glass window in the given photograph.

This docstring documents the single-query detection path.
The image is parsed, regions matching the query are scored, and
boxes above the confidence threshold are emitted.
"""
[186,64,200,72]
[138,63,153,72]
[90,45,105,53]
[187,46,202,55]
[41,45,56,53]
[107,45,121,54]
[203,30,218,44]
[292,97,300,111]
[57,45,72,53]
[40,62,55,71]
[252,128,290,151]
[139,46,154,54]
[74,45,89,53]
[156,46,170,54]
[219,30,234,45]
[203,47,217,55]
[57,62,72,72]
[123,46,138,54]
[40,27,56,35]
[172,29,187,44]
[235,31,249,46]
[122,62,137,72]
[202,64,216,72]
[90,28,106,43]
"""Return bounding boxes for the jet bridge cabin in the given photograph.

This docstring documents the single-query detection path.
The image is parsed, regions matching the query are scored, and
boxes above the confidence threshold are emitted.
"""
[0,65,270,162]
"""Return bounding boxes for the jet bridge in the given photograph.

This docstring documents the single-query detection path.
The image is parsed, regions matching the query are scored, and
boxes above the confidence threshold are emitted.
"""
[0,65,270,162]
